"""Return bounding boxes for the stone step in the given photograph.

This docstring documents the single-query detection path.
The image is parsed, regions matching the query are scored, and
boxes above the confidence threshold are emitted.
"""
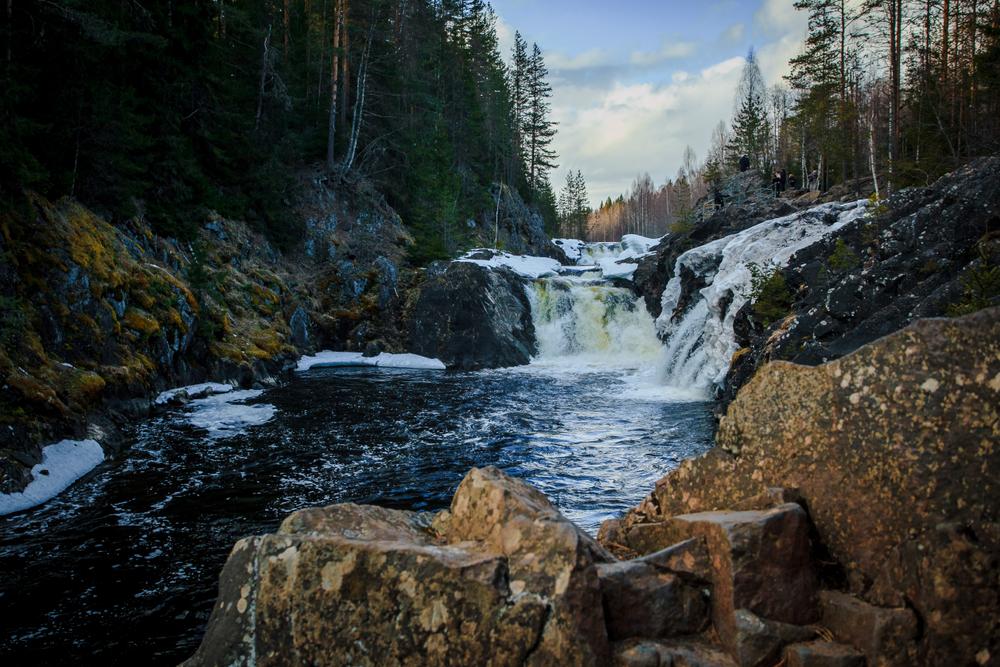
[783,640,867,667]
[667,503,820,660]
[818,590,917,667]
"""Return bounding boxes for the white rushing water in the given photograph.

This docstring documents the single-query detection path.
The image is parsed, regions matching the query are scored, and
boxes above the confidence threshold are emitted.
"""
[528,277,663,367]
[520,236,707,402]
[655,200,868,390]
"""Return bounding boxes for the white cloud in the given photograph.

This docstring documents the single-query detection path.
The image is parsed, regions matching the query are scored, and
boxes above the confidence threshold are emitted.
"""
[495,15,516,60]
[629,40,698,66]
[753,0,809,37]
[551,60,745,203]
[547,49,614,71]
[723,23,746,42]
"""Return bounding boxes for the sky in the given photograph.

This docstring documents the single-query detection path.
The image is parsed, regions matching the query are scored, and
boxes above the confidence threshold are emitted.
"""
[488,0,810,206]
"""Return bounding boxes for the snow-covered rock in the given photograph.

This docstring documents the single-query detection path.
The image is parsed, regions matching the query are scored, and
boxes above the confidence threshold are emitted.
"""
[154,382,234,405]
[455,249,561,279]
[0,439,105,515]
[656,200,867,390]
[296,351,446,371]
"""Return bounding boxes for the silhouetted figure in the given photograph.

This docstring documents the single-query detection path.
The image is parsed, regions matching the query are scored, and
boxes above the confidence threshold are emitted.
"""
[713,187,724,209]
[739,155,750,172]
[779,168,788,192]
[788,173,798,190]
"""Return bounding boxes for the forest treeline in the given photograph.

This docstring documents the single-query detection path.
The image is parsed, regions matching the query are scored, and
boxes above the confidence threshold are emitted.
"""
[585,0,1000,242]
[0,0,561,262]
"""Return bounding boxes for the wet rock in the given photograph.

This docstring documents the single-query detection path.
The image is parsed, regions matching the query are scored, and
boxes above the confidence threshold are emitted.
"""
[783,641,866,667]
[597,559,709,640]
[407,262,537,369]
[819,590,917,667]
[606,308,1000,666]
[288,306,311,349]
[186,467,612,666]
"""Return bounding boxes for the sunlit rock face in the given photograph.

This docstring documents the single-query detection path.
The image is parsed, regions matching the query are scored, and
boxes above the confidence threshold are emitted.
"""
[184,466,614,667]
[604,307,1000,666]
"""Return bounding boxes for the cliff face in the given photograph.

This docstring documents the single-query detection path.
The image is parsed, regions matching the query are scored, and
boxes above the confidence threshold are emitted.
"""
[722,157,1000,403]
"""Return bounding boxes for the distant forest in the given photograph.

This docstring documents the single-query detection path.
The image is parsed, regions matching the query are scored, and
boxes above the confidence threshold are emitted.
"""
[0,0,561,262]
[585,0,1000,242]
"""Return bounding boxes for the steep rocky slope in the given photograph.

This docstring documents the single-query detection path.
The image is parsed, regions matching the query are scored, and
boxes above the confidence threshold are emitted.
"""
[0,171,561,495]
[722,157,1000,403]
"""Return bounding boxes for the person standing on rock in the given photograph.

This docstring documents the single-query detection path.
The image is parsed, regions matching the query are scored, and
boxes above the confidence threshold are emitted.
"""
[739,155,750,172]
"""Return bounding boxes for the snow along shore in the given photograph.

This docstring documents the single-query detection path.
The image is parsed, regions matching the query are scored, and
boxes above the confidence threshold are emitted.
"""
[0,439,105,515]
[297,351,447,371]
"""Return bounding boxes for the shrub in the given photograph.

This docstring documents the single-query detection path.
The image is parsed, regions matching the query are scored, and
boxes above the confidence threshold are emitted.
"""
[948,243,1000,316]
[827,238,859,272]
[742,261,793,327]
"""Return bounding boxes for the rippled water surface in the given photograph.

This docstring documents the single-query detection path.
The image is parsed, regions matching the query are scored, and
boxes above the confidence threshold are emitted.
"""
[0,365,714,664]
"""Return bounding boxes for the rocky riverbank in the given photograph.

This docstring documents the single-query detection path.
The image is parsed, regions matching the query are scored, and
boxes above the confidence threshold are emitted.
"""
[185,306,999,666]
[0,171,561,496]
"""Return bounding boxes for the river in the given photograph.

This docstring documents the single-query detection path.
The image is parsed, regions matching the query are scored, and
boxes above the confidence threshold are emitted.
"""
[0,251,716,664]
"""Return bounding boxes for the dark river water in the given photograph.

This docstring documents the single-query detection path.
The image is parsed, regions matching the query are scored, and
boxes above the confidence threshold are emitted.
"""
[0,364,714,665]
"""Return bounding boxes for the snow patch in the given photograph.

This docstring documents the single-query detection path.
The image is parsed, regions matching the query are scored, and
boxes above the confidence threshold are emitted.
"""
[297,351,446,371]
[455,250,562,279]
[154,382,234,405]
[0,439,105,515]
[620,234,662,259]
[597,258,639,280]
[184,389,276,439]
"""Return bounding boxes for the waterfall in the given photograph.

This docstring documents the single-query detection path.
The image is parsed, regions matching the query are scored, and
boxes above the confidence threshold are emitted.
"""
[655,200,868,391]
[527,276,663,367]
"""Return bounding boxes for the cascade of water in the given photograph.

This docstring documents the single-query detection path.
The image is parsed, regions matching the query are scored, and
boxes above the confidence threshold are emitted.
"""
[527,276,663,367]
[656,200,868,390]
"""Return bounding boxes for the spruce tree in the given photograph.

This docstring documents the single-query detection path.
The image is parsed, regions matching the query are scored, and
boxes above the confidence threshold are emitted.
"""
[525,43,558,195]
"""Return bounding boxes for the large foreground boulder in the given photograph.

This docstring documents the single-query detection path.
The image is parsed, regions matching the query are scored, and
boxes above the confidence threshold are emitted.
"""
[406,262,536,370]
[184,467,613,666]
[603,308,1000,666]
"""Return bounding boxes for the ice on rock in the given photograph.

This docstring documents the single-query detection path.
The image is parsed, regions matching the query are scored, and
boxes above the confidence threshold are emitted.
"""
[454,250,562,279]
[0,439,105,515]
[296,351,446,371]
[154,382,234,405]
[184,389,276,439]
[656,200,867,390]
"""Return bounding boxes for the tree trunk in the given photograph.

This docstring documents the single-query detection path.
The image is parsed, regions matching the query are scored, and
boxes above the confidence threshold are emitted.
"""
[283,0,290,59]
[340,0,351,128]
[6,0,12,63]
[342,18,373,173]
[255,24,273,133]
[325,0,342,172]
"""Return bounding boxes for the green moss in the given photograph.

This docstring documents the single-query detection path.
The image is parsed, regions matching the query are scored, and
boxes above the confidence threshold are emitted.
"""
[66,371,106,407]
[122,308,161,337]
